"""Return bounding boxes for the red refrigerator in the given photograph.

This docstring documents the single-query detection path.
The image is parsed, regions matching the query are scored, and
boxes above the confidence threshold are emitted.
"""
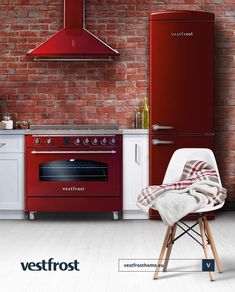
[149,11,214,219]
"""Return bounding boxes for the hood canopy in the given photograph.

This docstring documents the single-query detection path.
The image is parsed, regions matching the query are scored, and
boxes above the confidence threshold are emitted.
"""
[26,0,119,61]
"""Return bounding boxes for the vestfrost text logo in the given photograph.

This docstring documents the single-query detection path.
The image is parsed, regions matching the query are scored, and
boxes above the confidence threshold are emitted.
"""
[20,258,80,272]
[63,186,85,192]
[171,32,193,37]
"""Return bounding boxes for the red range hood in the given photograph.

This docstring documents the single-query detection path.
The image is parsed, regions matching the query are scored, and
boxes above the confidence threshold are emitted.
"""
[26,0,119,61]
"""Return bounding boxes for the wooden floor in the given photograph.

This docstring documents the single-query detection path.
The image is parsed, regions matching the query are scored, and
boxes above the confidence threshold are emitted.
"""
[0,211,234,292]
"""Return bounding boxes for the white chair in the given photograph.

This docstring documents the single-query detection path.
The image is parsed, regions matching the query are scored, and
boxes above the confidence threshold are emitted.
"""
[153,148,224,281]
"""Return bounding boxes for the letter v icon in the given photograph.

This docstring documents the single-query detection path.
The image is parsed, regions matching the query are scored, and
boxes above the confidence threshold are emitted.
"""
[202,259,215,271]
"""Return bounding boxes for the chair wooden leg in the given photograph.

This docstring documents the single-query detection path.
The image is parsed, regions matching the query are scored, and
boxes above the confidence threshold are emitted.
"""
[153,226,172,279]
[198,218,214,281]
[163,224,177,272]
[203,216,222,273]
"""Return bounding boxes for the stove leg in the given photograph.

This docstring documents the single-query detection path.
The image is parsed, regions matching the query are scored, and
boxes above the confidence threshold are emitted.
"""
[112,211,119,220]
[29,211,36,220]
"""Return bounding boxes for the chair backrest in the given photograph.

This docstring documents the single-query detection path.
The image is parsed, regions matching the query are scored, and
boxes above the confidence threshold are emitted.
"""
[163,148,222,186]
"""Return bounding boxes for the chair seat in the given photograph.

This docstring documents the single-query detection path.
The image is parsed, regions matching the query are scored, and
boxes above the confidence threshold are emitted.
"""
[194,201,225,213]
[151,201,225,214]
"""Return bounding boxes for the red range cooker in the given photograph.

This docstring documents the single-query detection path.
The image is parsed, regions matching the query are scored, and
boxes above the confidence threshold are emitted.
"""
[25,126,122,220]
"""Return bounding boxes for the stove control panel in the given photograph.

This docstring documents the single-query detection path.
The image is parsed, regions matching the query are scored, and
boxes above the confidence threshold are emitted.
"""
[29,135,120,147]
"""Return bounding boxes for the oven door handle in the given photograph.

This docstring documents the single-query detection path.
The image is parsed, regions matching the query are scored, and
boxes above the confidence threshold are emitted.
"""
[31,150,117,154]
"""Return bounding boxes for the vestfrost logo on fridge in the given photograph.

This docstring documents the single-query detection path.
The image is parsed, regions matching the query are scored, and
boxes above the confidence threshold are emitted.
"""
[171,32,193,37]
[20,258,80,272]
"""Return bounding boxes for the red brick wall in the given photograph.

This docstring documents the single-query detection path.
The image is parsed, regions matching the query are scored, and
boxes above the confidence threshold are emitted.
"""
[0,0,234,200]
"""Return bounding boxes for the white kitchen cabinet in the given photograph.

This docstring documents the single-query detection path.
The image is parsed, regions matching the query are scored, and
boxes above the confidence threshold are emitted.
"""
[123,130,149,219]
[0,135,25,219]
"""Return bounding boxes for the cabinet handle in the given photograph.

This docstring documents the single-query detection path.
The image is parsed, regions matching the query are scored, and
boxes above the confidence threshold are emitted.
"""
[152,124,174,131]
[152,139,174,145]
[135,144,140,164]
[0,143,6,148]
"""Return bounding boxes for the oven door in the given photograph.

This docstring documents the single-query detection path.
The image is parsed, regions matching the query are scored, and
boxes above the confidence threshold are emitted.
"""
[26,147,122,197]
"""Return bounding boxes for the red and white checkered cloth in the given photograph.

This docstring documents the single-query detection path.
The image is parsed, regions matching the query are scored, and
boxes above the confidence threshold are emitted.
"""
[137,160,227,212]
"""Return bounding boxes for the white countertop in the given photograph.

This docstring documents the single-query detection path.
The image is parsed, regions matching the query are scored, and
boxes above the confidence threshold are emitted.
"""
[0,128,149,135]
[0,130,26,135]
[122,129,149,134]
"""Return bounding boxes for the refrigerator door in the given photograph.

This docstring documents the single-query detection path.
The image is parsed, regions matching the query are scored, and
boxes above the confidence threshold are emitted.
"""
[149,134,214,220]
[150,135,213,185]
[150,13,214,134]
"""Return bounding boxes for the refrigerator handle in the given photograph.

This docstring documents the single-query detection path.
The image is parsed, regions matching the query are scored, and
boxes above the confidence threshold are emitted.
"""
[152,139,174,145]
[152,124,174,131]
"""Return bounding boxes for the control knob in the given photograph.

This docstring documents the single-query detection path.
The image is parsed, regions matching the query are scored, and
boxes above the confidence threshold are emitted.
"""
[74,138,80,145]
[110,138,116,145]
[46,138,52,144]
[101,138,107,145]
[83,138,89,145]
[34,137,40,144]
[92,138,98,145]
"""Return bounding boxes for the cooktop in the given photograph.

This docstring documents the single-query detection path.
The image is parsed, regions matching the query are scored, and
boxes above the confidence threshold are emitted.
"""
[29,125,119,130]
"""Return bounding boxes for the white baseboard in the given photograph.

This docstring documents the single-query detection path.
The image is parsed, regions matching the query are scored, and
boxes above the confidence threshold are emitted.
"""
[123,210,148,220]
[0,210,26,219]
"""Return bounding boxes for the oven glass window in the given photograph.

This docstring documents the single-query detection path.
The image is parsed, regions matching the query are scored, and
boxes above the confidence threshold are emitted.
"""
[39,159,108,181]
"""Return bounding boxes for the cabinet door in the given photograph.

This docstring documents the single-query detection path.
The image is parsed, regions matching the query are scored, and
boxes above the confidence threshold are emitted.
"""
[0,153,24,210]
[123,135,149,210]
[0,135,24,153]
